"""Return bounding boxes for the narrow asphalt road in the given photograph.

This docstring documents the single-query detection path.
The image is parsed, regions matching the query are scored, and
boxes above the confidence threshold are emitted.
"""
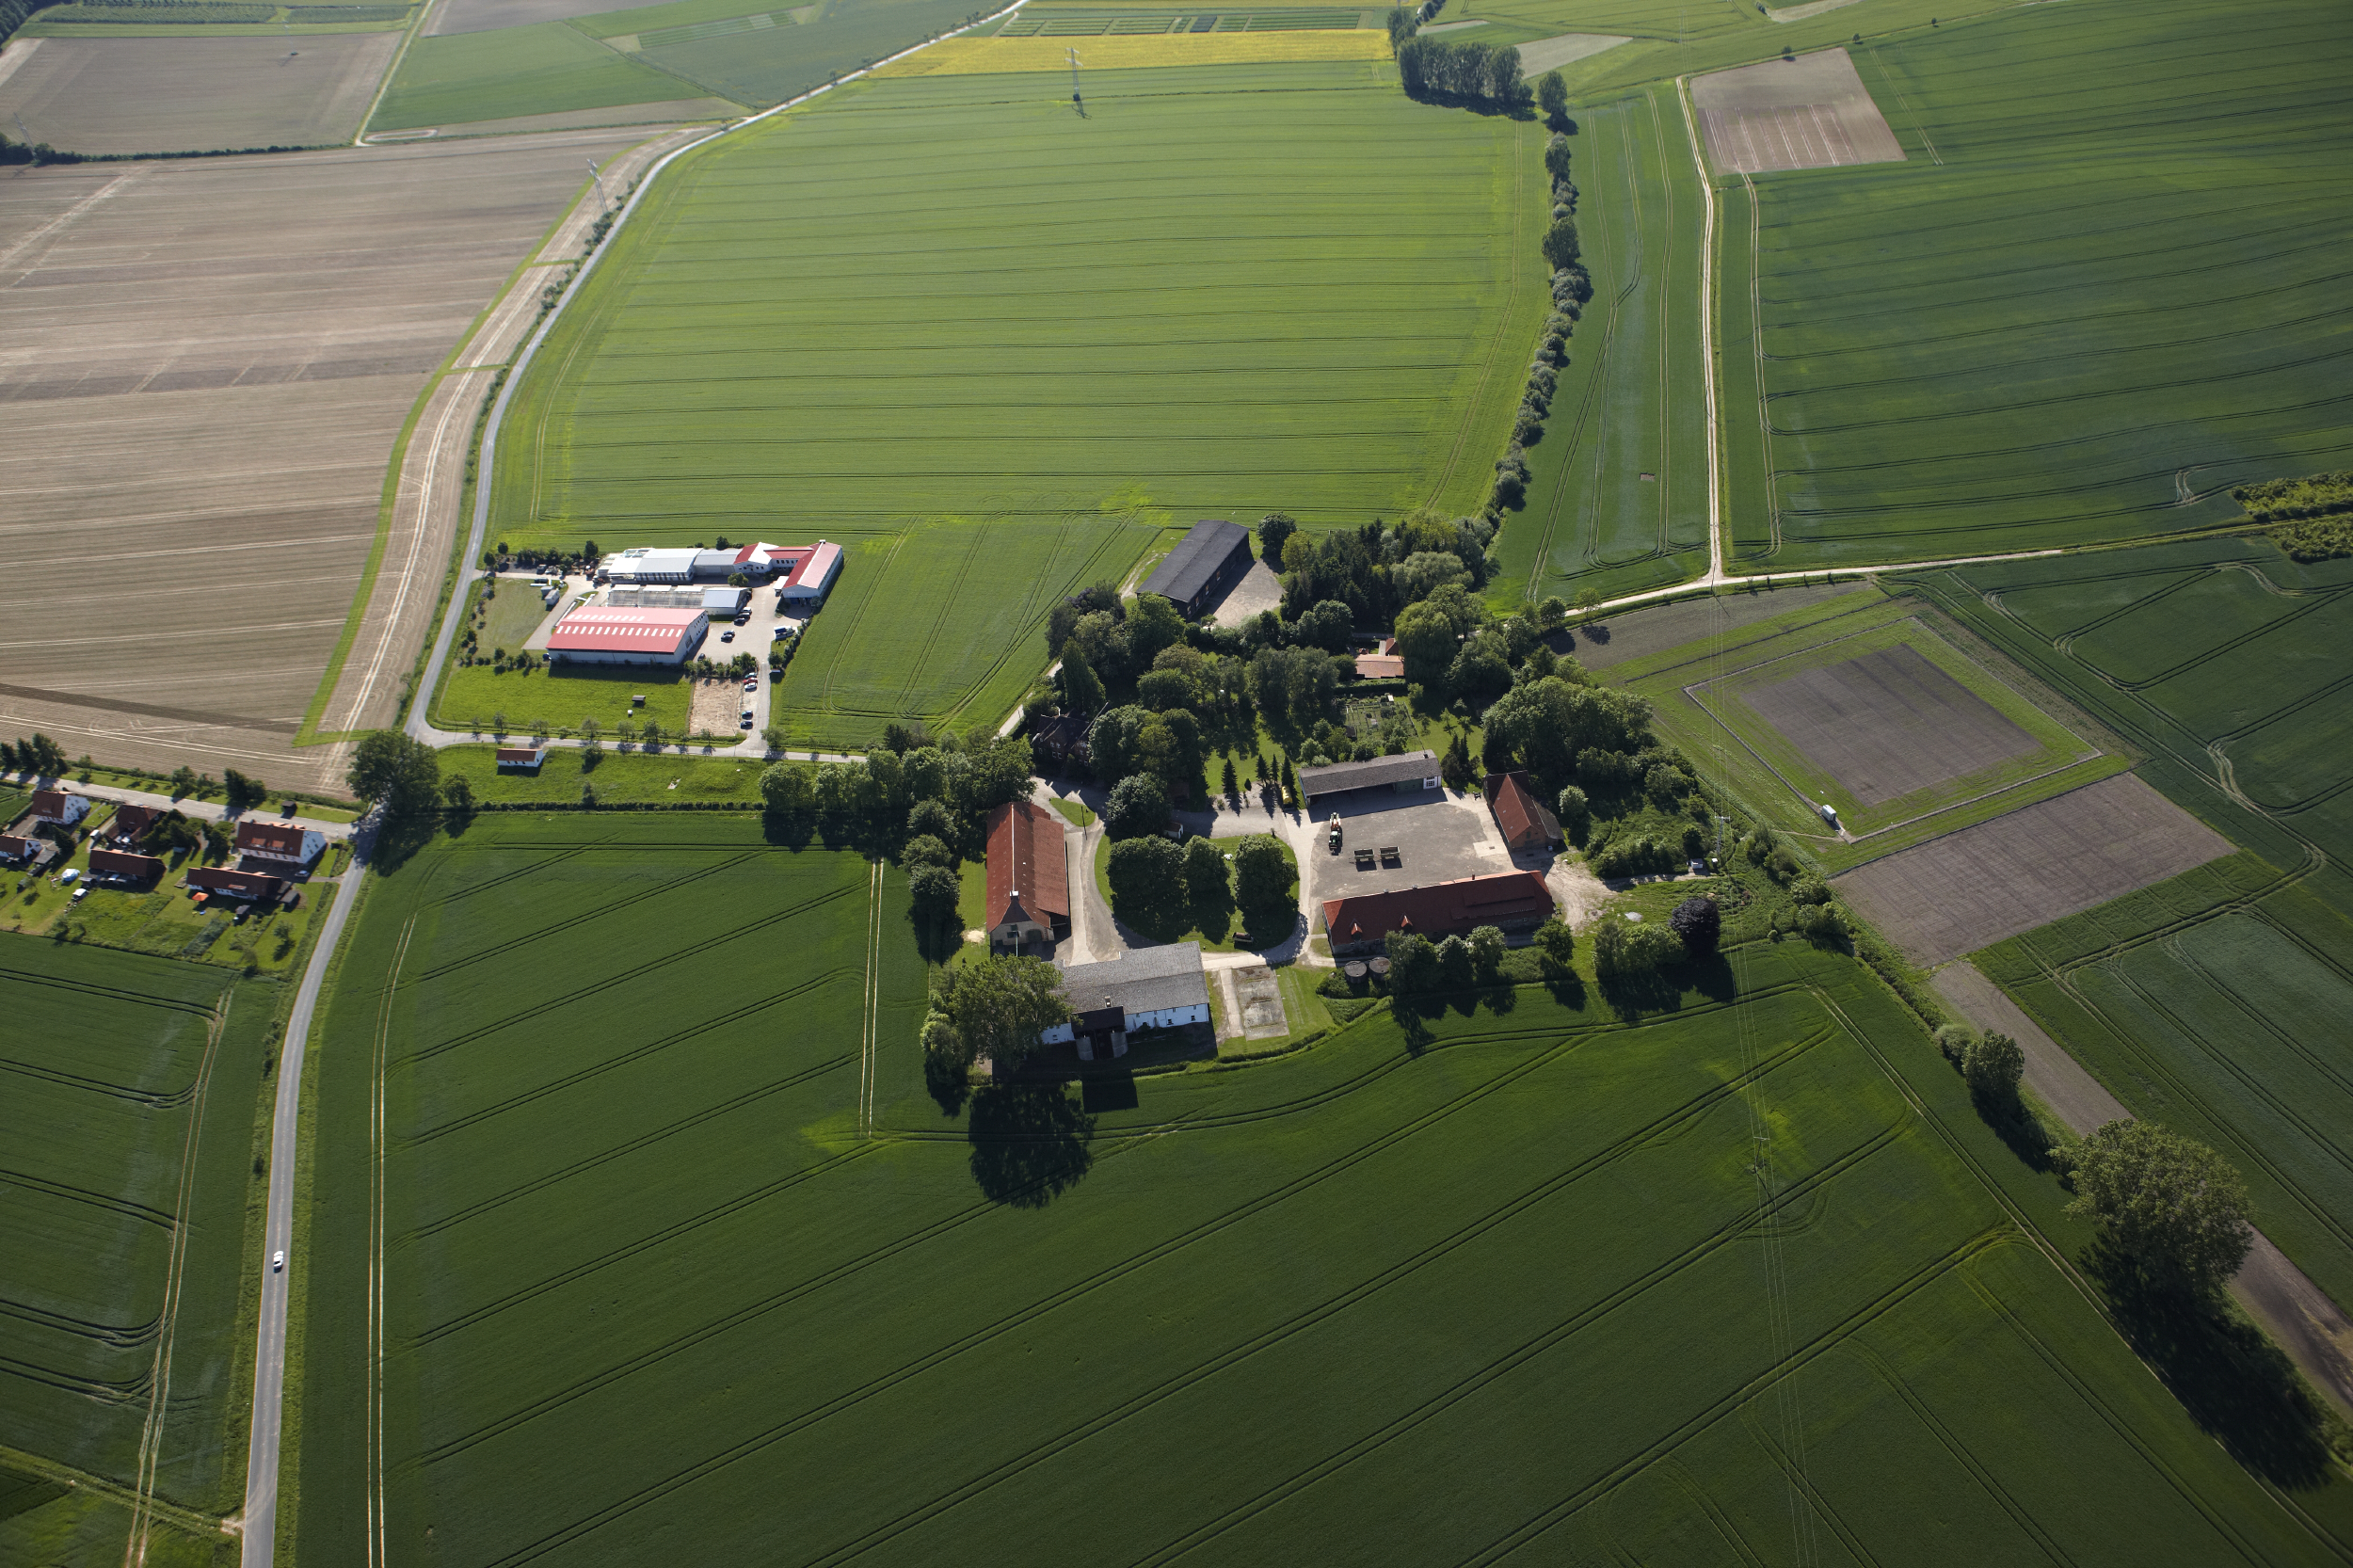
[240,821,372,1568]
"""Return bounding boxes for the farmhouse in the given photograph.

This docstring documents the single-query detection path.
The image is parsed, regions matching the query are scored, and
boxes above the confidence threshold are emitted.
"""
[1141,520,1254,619]
[984,799,1071,952]
[1322,872,1555,954]
[187,866,288,904]
[235,818,325,868]
[1041,942,1212,1061]
[1353,650,1405,680]
[546,606,708,666]
[27,790,90,828]
[88,846,166,886]
[1029,713,1093,772]
[104,804,162,846]
[1482,771,1563,853]
[1298,751,1441,803]
[0,831,47,867]
[496,744,548,771]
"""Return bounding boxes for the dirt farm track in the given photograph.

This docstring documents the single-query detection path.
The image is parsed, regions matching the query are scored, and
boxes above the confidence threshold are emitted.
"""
[0,129,680,790]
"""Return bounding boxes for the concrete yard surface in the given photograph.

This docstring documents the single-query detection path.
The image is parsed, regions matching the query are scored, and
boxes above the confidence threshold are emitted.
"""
[1831,773,2233,965]
[0,130,670,789]
[1690,47,1905,174]
[0,33,402,155]
[1305,787,1513,910]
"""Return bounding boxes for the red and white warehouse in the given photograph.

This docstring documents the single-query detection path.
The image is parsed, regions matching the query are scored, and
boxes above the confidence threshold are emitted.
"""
[545,606,709,666]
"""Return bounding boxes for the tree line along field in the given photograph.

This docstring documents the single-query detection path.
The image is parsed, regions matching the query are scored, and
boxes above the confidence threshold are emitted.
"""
[1726,0,2353,567]
[492,59,1546,747]
[1489,79,1710,608]
[0,941,277,1566]
[286,813,2353,1566]
[1899,537,2353,1313]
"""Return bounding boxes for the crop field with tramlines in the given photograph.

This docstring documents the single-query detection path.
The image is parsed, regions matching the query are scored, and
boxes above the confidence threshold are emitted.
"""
[491,58,1545,745]
[1728,0,2353,567]
[1491,79,1709,607]
[0,941,275,1566]
[1901,537,2353,1311]
[284,815,2353,1566]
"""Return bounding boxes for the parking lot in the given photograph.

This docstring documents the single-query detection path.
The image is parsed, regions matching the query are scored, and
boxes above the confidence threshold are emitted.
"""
[1303,788,1515,906]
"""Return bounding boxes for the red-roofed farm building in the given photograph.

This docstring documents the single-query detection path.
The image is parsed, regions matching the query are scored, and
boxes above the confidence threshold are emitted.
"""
[985,799,1071,952]
[235,817,326,867]
[1482,771,1563,854]
[546,606,708,666]
[1322,872,1555,954]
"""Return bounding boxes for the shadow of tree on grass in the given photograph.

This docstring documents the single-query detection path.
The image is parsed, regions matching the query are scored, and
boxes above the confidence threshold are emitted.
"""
[968,1081,1095,1208]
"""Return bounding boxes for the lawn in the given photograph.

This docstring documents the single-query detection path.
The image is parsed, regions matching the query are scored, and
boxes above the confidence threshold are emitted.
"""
[1724,0,2353,567]
[1489,79,1712,608]
[0,940,277,1563]
[1095,829,1298,951]
[366,20,731,132]
[492,58,1549,747]
[1599,583,2126,871]
[287,813,2353,1564]
[430,661,694,740]
[439,743,772,804]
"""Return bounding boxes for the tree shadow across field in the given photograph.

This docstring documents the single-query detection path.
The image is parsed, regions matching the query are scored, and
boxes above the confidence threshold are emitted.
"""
[923,1049,970,1117]
[968,1081,1095,1208]
[2084,1240,2339,1488]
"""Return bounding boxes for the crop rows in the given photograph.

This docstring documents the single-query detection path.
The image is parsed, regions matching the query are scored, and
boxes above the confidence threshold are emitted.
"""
[494,63,1540,742]
[282,813,2341,1566]
[1734,0,2353,565]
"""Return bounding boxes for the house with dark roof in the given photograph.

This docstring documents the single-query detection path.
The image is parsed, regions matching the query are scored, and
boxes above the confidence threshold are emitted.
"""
[1139,520,1254,619]
[1028,713,1093,772]
[984,799,1071,952]
[104,804,162,847]
[235,818,325,868]
[1297,751,1441,803]
[88,846,166,885]
[1482,771,1563,854]
[1041,942,1212,1061]
[1321,872,1555,954]
[187,866,288,904]
[27,790,89,828]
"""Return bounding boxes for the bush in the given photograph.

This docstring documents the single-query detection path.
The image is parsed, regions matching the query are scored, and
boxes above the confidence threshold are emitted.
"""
[907,796,957,845]
[909,864,961,928]
[1669,896,1720,957]
[1532,916,1574,970]
[1468,924,1506,978]
[1104,774,1170,841]
[1107,835,1185,928]
[1232,834,1292,912]
[1385,929,1436,994]
[1962,1031,2025,1103]
[1434,934,1475,989]
[902,833,953,872]
[1933,1024,1974,1064]
[1593,915,1681,979]
[1182,835,1228,904]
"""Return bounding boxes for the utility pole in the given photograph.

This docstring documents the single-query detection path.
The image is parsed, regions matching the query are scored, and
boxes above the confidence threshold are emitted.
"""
[586,158,614,211]
[1067,46,1082,109]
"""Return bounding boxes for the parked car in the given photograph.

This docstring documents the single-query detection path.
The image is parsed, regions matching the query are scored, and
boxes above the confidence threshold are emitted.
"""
[720,631,734,643]
[743,677,758,691]
[733,613,750,627]
[772,626,793,642]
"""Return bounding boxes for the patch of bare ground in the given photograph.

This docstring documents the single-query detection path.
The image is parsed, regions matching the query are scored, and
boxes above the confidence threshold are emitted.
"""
[689,676,746,738]
[0,130,663,789]
[1830,773,2233,964]
[1690,47,1905,174]
[0,34,402,155]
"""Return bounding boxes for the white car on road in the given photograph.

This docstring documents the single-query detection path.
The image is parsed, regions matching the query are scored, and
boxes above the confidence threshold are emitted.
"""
[271,1250,285,1272]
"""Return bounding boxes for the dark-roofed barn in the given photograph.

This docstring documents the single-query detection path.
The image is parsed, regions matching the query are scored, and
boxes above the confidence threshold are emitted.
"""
[1139,520,1254,619]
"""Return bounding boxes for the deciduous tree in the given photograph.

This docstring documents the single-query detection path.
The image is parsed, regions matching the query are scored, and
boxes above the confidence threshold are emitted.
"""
[1231,834,1292,913]
[1963,1031,2025,1103]
[2064,1121,2254,1300]
[1105,774,1170,840]
[1669,895,1720,957]
[931,954,1072,1068]
[1107,834,1186,928]
[345,730,440,820]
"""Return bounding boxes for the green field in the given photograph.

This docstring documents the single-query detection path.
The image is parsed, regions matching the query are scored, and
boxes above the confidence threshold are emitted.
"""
[285,813,2353,1564]
[1601,584,2126,871]
[1728,0,2353,566]
[0,940,275,1565]
[431,662,695,739]
[493,60,1547,746]
[1898,536,2353,1308]
[437,743,773,802]
[619,0,1011,104]
[1491,79,1711,608]
[367,21,738,132]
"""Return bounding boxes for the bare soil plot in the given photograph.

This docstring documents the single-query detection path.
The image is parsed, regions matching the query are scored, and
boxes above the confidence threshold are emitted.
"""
[395,94,736,136]
[1690,47,1904,174]
[0,130,658,788]
[1742,643,2041,807]
[1570,582,1859,671]
[1830,773,2233,964]
[1513,30,1625,74]
[0,33,401,153]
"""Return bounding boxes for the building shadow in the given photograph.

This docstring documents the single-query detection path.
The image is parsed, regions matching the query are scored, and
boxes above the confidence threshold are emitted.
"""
[2083,1240,2339,1489]
[1080,1072,1139,1114]
[968,1081,1095,1208]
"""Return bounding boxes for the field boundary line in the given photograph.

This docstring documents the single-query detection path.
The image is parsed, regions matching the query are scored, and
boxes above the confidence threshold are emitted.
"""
[367,915,416,1568]
[861,859,882,1137]
[427,0,1032,756]
[351,0,440,145]
[0,1444,227,1543]
[122,988,233,1568]
[1422,113,1528,514]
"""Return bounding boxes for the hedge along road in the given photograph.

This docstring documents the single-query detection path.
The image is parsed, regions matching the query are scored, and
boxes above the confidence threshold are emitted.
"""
[243,13,1031,1568]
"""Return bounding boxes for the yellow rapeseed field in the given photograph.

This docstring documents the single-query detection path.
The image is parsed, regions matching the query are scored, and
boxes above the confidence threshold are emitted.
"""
[873,29,1392,75]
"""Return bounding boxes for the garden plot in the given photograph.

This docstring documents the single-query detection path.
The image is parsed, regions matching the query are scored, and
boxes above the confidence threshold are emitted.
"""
[1689,47,1904,174]
[0,130,655,787]
[0,32,401,152]
[1832,772,2233,964]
